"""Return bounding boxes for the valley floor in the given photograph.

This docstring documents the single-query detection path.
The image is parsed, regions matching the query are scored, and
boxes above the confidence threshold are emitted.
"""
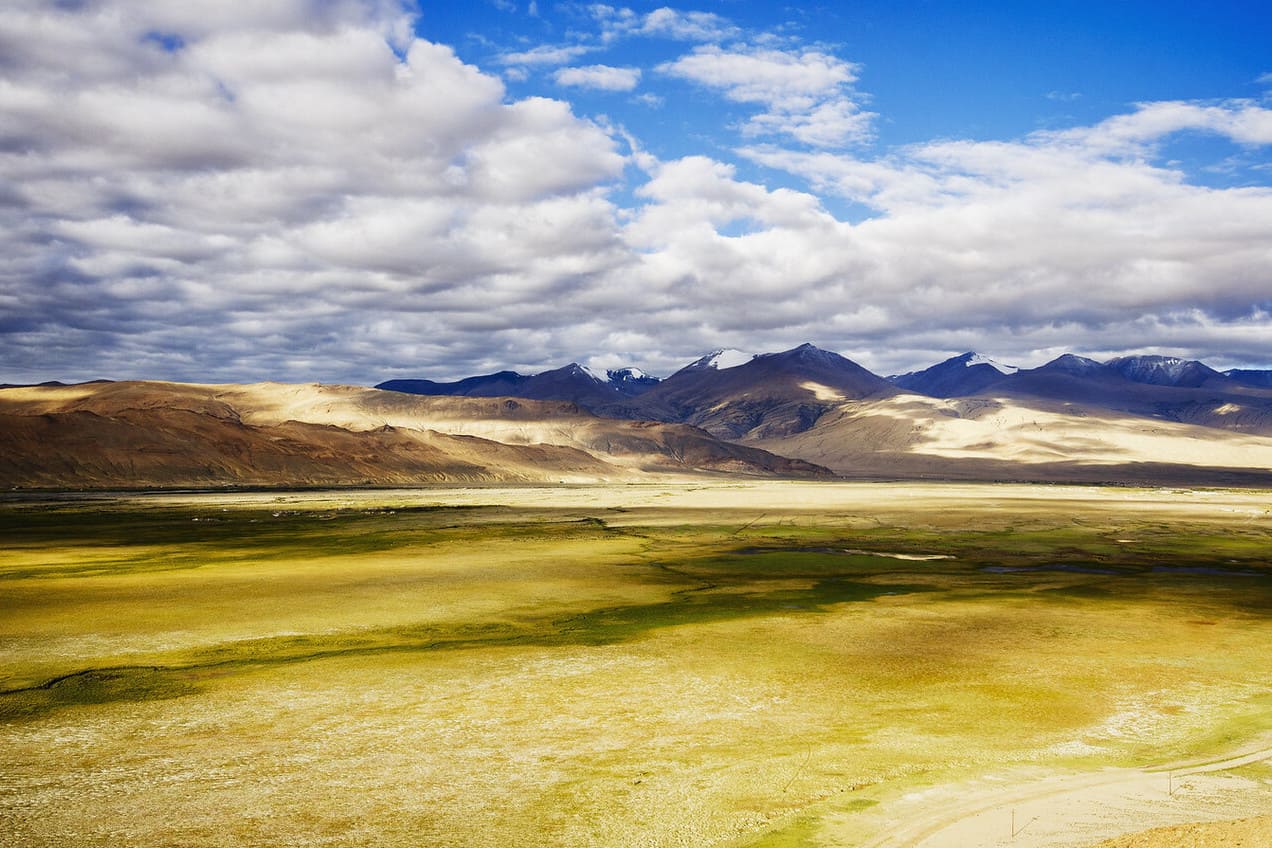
[1,482,1269,847]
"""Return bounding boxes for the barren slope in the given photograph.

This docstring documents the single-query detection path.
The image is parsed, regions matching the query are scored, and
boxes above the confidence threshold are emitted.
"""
[0,381,826,488]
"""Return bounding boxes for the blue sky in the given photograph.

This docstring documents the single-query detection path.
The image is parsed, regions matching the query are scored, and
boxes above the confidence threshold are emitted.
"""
[426,1,1272,150]
[1,1,1270,383]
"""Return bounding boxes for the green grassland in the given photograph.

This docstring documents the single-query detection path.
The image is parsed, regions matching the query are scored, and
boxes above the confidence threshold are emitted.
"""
[0,483,1269,847]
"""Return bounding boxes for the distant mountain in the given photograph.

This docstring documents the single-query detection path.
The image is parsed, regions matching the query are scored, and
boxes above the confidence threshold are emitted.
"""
[887,353,1231,398]
[889,352,1018,397]
[1225,368,1272,388]
[953,354,1272,435]
[633,343,896,440]
[607,367,660,395]
[1033,354,1105,376]
[378,361,660,410]
[377,370,530,398]
[374,346,1272,448]
[675,349,755,373]
[376,344,894,439]
[1104,355,1228,388]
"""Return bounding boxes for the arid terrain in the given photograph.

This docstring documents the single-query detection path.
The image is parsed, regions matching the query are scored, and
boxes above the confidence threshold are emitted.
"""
[1,482,1268,847]
[5,377,1272,491]
[0,381,824,488]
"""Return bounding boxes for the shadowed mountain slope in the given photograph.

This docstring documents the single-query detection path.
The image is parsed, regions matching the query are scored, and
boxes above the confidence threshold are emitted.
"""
[889,352,1018,397]
[987,356,1272,434]
[882,353,1272,436]
[377,363,659,411]
[1224,368,1272,388]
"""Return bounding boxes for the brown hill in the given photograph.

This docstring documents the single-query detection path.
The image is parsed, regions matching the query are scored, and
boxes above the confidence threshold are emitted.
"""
[0,381,828,489]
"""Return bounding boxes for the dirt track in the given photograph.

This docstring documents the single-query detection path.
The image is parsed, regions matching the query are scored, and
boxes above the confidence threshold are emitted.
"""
[854,736,1272,848]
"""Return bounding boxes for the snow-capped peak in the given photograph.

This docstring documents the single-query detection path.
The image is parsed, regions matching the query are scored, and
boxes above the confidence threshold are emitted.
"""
[572,364,606,382]
[697,348,754,370]
[608,366,649,381]
[963,353,1018,374]
[1105,354,1221,387]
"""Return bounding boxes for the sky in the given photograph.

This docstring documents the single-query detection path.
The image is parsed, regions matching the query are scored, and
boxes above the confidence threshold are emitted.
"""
[1,0,1271,384]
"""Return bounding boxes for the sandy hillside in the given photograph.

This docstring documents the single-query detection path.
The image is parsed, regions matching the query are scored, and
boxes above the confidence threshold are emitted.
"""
[0,381,824,488]
[753,392,1272,484]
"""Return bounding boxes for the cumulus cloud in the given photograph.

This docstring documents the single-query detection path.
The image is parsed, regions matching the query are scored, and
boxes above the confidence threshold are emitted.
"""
[730,99,1272,372]
[0,0,631,383]
[1,1,1270,384]
[591,4,737,43]
[658,45,874,147]
[553,64,642,91]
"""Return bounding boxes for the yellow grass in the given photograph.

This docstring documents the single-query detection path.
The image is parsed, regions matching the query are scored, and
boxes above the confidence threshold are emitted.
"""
[1,482,1269,847]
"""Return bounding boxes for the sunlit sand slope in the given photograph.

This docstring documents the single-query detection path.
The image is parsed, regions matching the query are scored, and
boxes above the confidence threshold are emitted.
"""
[753,393,1272,484]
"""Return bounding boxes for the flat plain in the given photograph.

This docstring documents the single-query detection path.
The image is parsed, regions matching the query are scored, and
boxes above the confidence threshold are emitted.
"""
[1,482,1269,847]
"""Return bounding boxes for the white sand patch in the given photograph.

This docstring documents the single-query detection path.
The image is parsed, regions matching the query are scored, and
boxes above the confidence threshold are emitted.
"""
[800,381,846,401]
[860,395,1272,468]
[841,549,955,561]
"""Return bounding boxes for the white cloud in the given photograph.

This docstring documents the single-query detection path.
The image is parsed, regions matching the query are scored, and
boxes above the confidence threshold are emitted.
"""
[0,1,1269,384]
[634,7,738,41]
[0,0,633,383]
[1047,99,1272,153]
[658,45,874,147]
[496,44,594,66]
[730,98,1272,371]
[660,44,858,103]
[553,64,641,91]
[590,5,737,43]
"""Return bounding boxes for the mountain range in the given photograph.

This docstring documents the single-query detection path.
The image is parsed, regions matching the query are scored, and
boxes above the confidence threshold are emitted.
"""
[372,345,1272,485]
[4,345,1272,489]
[378,346,1272,437]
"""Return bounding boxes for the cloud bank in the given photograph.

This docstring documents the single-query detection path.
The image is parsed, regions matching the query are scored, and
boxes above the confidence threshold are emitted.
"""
[1,1,1270,384]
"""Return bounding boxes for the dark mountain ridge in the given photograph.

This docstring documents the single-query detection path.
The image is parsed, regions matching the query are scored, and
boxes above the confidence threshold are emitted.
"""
[889,352,1018,397]
[376,347,1272,439]
[628,343,896,439]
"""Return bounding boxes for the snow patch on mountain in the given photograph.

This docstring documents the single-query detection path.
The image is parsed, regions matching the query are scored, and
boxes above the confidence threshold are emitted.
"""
[965,353,1018,374]
[1039,354,1105,374]
[1105,355,1223,387]
[571,364,606,382]
[608,367,654,383]
[702,349,754,370]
